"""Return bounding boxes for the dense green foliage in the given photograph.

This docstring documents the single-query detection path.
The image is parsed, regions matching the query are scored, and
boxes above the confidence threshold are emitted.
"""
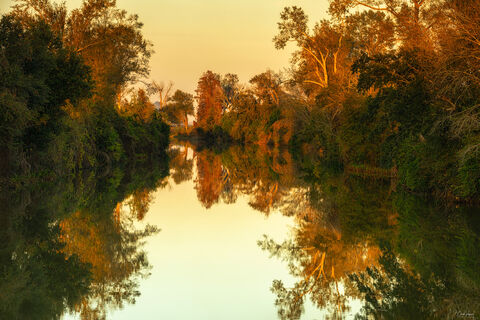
[0,5,170,318]
[0,11,169,187]
[0,15,92,175]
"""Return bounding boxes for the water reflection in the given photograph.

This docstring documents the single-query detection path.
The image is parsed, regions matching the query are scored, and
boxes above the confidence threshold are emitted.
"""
[1,143,479,319]
[256,176,393,319]
[191,145,298,214]
[171,142,480,319]
[0,187,91,320]
[0,157,169,320]
[169,146,193,185]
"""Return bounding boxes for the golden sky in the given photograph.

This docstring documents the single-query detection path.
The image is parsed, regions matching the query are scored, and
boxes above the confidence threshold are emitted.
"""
[0,0,329,93]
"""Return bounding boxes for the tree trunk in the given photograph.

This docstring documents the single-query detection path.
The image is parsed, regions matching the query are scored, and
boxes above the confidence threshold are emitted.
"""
[183,113,189,133]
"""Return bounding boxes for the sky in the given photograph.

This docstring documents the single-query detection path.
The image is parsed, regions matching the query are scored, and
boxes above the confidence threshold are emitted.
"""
[0,0,330,94]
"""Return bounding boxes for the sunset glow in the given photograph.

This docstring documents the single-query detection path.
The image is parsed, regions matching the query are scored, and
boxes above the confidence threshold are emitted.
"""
[2,0,480,319]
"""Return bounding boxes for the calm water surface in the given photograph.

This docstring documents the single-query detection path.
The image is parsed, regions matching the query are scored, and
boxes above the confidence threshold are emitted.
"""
[4,144,479,319]
[62,146,359,319]
[94,177,333,319]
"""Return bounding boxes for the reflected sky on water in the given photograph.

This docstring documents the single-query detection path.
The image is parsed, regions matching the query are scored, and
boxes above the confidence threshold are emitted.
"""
[62,146,360,319]
[14,143,479,319]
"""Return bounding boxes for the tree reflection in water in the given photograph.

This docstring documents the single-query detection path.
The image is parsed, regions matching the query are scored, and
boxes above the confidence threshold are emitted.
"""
[58,161,168,319]
[190,144,298,214]
[2,142,479,319]
[59,209,158,319]
[0,188,91,320]
[170,143,480,320]
[169,145,194,185]
[195,150,225,209]
[0,157,169,320]
[257,176,393,320]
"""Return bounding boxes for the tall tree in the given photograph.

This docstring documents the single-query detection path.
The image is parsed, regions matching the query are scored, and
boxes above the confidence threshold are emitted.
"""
[220,73,240,112]
[328,0,442,49]
[274,7,349,91]
[195,70,223,130]
[0,14,92,171]
[13,0,152,107]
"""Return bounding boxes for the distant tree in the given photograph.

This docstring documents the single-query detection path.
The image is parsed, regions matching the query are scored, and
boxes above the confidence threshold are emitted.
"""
[250,70,283,105]
[149,80,174,109]
[118,88,156,123]
[195,71,223,130]
[220,73,240,112]
[164,90,194,132]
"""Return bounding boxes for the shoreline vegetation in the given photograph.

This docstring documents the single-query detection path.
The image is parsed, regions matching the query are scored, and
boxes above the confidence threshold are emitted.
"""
[0,1,171,318]
[170,0,480,203]
[1,0,170,191]
[1,0,480,319]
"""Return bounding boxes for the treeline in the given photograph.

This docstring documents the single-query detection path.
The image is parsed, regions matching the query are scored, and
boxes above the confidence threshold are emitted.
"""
[0,0,169,188]
[191,0,480,200]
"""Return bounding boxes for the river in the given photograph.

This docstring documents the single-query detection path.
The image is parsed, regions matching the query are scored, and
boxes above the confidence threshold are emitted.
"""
[3,144,479,319]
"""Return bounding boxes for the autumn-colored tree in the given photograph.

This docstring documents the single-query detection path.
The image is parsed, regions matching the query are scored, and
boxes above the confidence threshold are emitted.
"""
[220,73,240,112]
[274,7,349,91]
[13,0,152,107]
[164,89,194,132]
[249,70,283,105]
[273,6,364,125]
[220,90,257,142]
[118,88,156,122]
[195,71,224,130]
[328,0,442,50]
[223,70,293,146]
